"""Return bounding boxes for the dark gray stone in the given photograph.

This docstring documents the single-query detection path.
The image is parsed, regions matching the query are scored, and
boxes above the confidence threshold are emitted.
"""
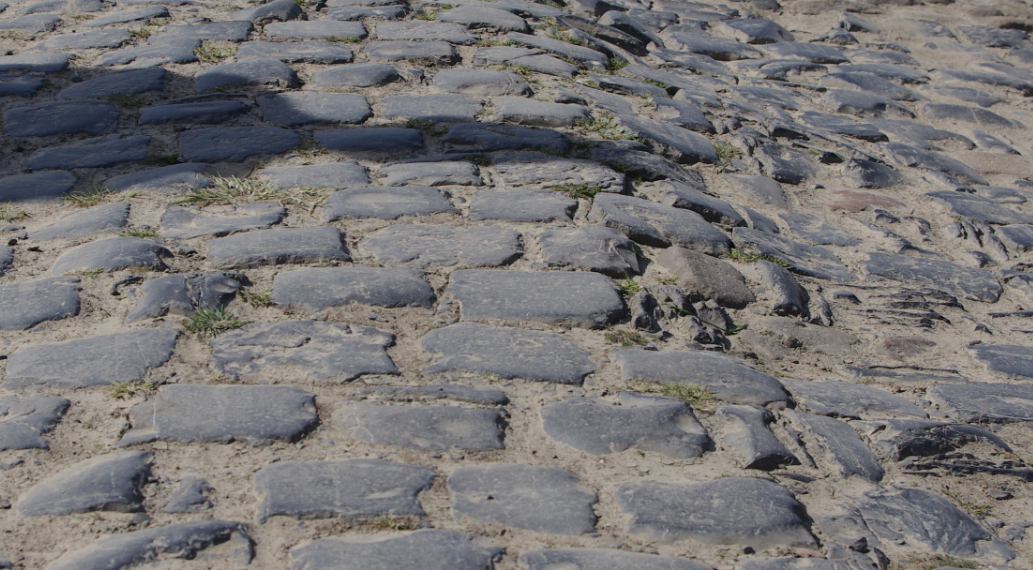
[25,134,150,170]
[17,452,151,516]
[0,13,60,33]
[94,38,199,67]
[258,162,369,189]
[667,32,762,60]
[874,419,1011,461]
[50,237,171,275]
[823,90,914,119]
[294,531,502,570]
[359,224,521,269]
[923,103,1022,129]
[924,191,1033,225]
[589,193,731,255]
[442,123,569,153]
[652,47,729,76]
[521,549,710,570]
[799,111,888,142]
[718,405,798,470]
[588,73,668,99]
[721,18,794,43]
[508,53,579,77]
[616,477,815,547]
[254,459,433,523]
[194,58,298,91]
[970,129,1019,154]
[733,228,851,281]
[657,247,754,309]
[163,476,212,513]
[31,202,129,241]
[0,53,72,73]
[58,68,164,100]
[140,100,250,125]
[542,391,710,458]
[996,224,1033,251]
[850,487,1014,560]
[85,6,169,27]
[438,5,529,32]
[445,269,624,329]
[322,186,455,221]
[615,349,790,407]
[725,175,789,208]
[506,31,607,66]
[843,159,904,189]
[782,378,925,420]
[928,382,1033,423]
[230,0,302,22]
[754,143,816,185]
[376,20,474,43]
[959,25,1027,48]
[47,520,253,570]
[340,403,506,451]
[238,40,354,64]
[0,277,79,331]
[0,171,76,203]
[315,127,424,153]
[3,329,178,390]
[837,63,928,84]
[792,412,884,481]
[353,384,509,406]
[364,40,459,64]
[539,226,640,277]
[618,115,718,165]
[258,92,370,125]
[265,20,367,40]
[0,395,69,452]
[125,272,246,323]
[206,226,350,270]
[862,252,1002,303]
[653,99,714,134]
[151,21,253,41]
[179,127,300,162]
[755,260,809,318]
[468,189,576,223]
[380,94,482,123]
[3,100,118,137]
[493,152,624,190]
[26,28,127,52]
[420,322,595,384]
[314,63,402,87]
[448,464,597,534]
[931,86,1005,108]
[327,5,408,20]
[871,120,975,152]
[818,72,918,102]
[160,202,285,239]
[761,42,848,63]
[212,321,396,382]
[120,385,317,446]
[0,74,42,97]
[272,267,435,311]
[968,344,1033,379]
[380,161,481,187]
[779,213,860,246]
[649,181,744,227]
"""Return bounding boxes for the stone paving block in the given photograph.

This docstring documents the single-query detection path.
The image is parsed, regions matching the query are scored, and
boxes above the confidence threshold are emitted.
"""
[160,202,285,239]
[3,329,179,390]
[376,20,475,43]
[616,477,815,547]
[542,391,710,457]
[194,58,299,91]
[438,5,529,32]
[589,193,731,255]
[359,224,521,269]
[491,96,588,127]
[179,127,300,163]
[57,68,164,100]
[968,344,1033,379]
[657,246,754,308]
[434,69,531,96]
[25,134,150,170]
[30,202,129,241]
[257,162,369,189]
[725,174,789,207]
[140,100,250,125]
[779,213,861,246]
[3,100,119,137]
[539,226,640,276]
[442,123,569,153]
[315,63,401,88]
[85,6,169,27]
[0,74,43,97]
[0,53,73,73]
[881,142,986,185]
[291,530,503,570]
[17,451,151,516]
[445,269,624,328]
[230,0,302,22]
[791,411,884,482]
[206,226,350,270]
[448,464,597,534]
[265,20,367,40]
[666,32,762,60]
[322,186,456,221]
[0,13,61,33]
[0,395,69,452]
[364,40,459,64]
[94,37,200,67]
[380,161,481,186]
[212,320,397,382]
[154,21,254,41]
[272,267,436,311]
[125,272,246,323]
[928,382,1033,423]
[327,5,408,20]
[615,349,791,407]
[421,322,595,383]
[254,459,434,523]
[163,476,213,513]
[520,549,712,570]
[718,404,798,470]
[258,92,371,125]
[493,152,624,191]
[873,418,1011,461]
[50,236,172,275]
[506,31,608,66]
[648,181,744,227]
[315,127,424,153]
[733,228,852,281]
[340,403,506,451]
[380,94,482,122]
[0,277,79,331]
[47,520,254,570]
[781,379,926,419]
[0,171,77,203]
[924,191,1033,225]
[862,252,1002,302]
[237,40,354,63]
[119,385,318,445]
[468,189,576,222]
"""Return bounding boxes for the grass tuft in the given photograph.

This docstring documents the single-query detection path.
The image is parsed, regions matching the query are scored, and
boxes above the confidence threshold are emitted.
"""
[0,204,29,222]
[712,141,743,161]
[194,40,237,63]
[628,381,714,408]
[361,515,418,531]
[479,372,502,383]
[728,250,790,268]
[107,93,147,108]
[175,176,282,207]
[239,288,274,308]
[183,307,248,338]
[290,138,327,158]
[142,154,180,167]
[575,113,642,142]
[128,27,157,41]
[119,227,160,238]
[405,119,449,136]
[323,36,364,43]
[941,487,993,517]
[606,58,628,73]
[106,381,155,400]
[65,267,105,277]
[615,276,640,297]
[605,330,649,346]
[414,8,437,20]
[64,187,116,208]
[553,183,599,200]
